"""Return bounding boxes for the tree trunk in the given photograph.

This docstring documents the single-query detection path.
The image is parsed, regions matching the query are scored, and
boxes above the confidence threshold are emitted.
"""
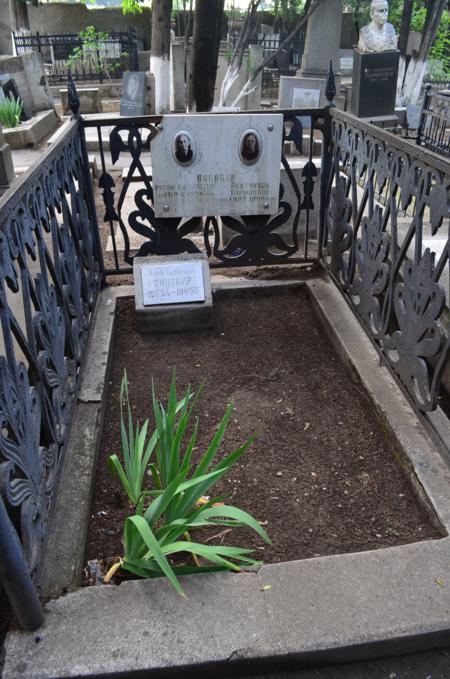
[150,0,172,114]
[189,0,225,111]
[398,0,447,106]
[9,0,30,33]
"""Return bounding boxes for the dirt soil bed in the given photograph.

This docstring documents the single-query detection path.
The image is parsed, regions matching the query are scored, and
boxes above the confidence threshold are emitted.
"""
[85,288,443,574]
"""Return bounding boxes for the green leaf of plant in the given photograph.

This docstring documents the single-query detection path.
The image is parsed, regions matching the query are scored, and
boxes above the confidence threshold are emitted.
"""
[125,516,185,596]
[199,505,271,543]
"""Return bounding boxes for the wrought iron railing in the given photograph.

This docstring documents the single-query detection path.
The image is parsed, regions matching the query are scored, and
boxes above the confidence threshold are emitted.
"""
[323,108,450,413]
[85,110,331,276]
[13,29,138,85]
[417,87,450,158]
[0,116,102,627]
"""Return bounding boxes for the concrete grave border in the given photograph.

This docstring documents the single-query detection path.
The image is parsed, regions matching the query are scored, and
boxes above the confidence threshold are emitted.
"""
[5,275,450,679]
[2,110,58,149]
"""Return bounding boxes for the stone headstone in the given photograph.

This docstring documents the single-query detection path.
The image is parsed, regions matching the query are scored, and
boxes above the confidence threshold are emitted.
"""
[120,71,146,116]
[0,53,54,118]
[134,253,213,333]
[406,104,421,130]
[151,113,283,218]
[300,0,343,77]
[351,50,399,118]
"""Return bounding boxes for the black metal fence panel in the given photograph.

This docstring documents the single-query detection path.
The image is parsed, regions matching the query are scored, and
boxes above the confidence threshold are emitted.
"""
[417,87,450,158]
[82,109,328,276]
[13,30,138,85]
[0,120,102,592]
[323,109,450,412]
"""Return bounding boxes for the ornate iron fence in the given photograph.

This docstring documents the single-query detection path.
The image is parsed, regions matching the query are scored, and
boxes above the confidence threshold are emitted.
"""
[323,108,450,413]
[84,110,331,276]
[417,87,450,158]
[0,116,102,627]
[13,29,138,84]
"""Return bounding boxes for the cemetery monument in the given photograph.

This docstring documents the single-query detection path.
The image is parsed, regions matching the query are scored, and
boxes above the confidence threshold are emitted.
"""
[120,71,146,116]
[351,0,400,119]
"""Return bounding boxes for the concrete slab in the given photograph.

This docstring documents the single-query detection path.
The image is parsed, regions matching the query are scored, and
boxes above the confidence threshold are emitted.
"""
[6,538,450,678]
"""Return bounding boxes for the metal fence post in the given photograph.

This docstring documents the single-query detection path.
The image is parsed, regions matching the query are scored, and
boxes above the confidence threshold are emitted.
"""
[68,72,105,281]
[318,61,336,259]
[417,84,432,147]
[0,497,44,631]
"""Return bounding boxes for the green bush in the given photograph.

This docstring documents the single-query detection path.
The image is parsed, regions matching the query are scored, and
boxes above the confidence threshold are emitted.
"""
[108,371,270,595]
[0,95,23,129]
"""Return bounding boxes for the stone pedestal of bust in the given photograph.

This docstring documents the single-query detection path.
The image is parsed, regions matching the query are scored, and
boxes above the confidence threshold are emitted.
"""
[351,50,400,118]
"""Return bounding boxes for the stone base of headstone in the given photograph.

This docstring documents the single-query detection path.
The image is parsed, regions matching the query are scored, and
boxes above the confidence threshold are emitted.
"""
[59,88,102,115]
[351,49,400,118]
[134,253,213,334]
[2,110,58,149]
[278,74,342,109]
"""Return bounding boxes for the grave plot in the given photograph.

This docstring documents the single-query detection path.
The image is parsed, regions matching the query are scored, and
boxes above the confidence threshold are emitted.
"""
[85,288,443,578]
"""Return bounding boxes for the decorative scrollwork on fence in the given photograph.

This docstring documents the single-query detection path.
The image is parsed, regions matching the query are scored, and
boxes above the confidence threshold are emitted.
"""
[324,109,450,411]
[0,121,102,574]
[92,111,324,272]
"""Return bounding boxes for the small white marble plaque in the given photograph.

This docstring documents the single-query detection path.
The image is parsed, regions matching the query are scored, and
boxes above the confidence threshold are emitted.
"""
[151,114,283,218]
[292,87,320,109]
[340,57,354,71]
[141,261,205,306]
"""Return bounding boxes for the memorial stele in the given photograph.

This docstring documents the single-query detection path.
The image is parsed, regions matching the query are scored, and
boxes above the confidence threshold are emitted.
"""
[358,0,398,53]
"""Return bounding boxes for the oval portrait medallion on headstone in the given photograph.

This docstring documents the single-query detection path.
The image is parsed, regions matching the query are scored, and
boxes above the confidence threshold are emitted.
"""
[239,129,263,165]
[172,130,197,166]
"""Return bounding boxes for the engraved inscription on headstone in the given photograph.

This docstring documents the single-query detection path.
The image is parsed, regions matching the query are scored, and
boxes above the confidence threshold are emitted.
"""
[151,114,283,218]
[120,71,146,116]
[351,50,399,118]
[340,57,354,71]
[141,260,205,306]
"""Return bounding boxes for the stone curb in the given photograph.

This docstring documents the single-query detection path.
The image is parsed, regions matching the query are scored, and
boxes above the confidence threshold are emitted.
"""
[7,276,450,679]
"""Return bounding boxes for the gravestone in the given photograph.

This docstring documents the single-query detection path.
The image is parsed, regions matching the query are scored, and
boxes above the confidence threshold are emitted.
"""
[151,113,283,218]
[134,253,213,333]
[0,53,53,118]
[120,71,146,116]
[406,103,422,130]
[351,50,399,118]
[283,0,343,108]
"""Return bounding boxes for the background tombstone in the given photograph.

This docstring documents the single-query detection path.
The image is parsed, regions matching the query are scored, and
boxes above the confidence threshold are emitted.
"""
[120,71,146,116]
[0,54,54,118]
[288,0,344,108]
[351,50,400,118]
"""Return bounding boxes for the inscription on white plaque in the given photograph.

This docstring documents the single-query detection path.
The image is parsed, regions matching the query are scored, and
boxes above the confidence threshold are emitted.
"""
[151,114,283,218]
[141,261,205,306]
